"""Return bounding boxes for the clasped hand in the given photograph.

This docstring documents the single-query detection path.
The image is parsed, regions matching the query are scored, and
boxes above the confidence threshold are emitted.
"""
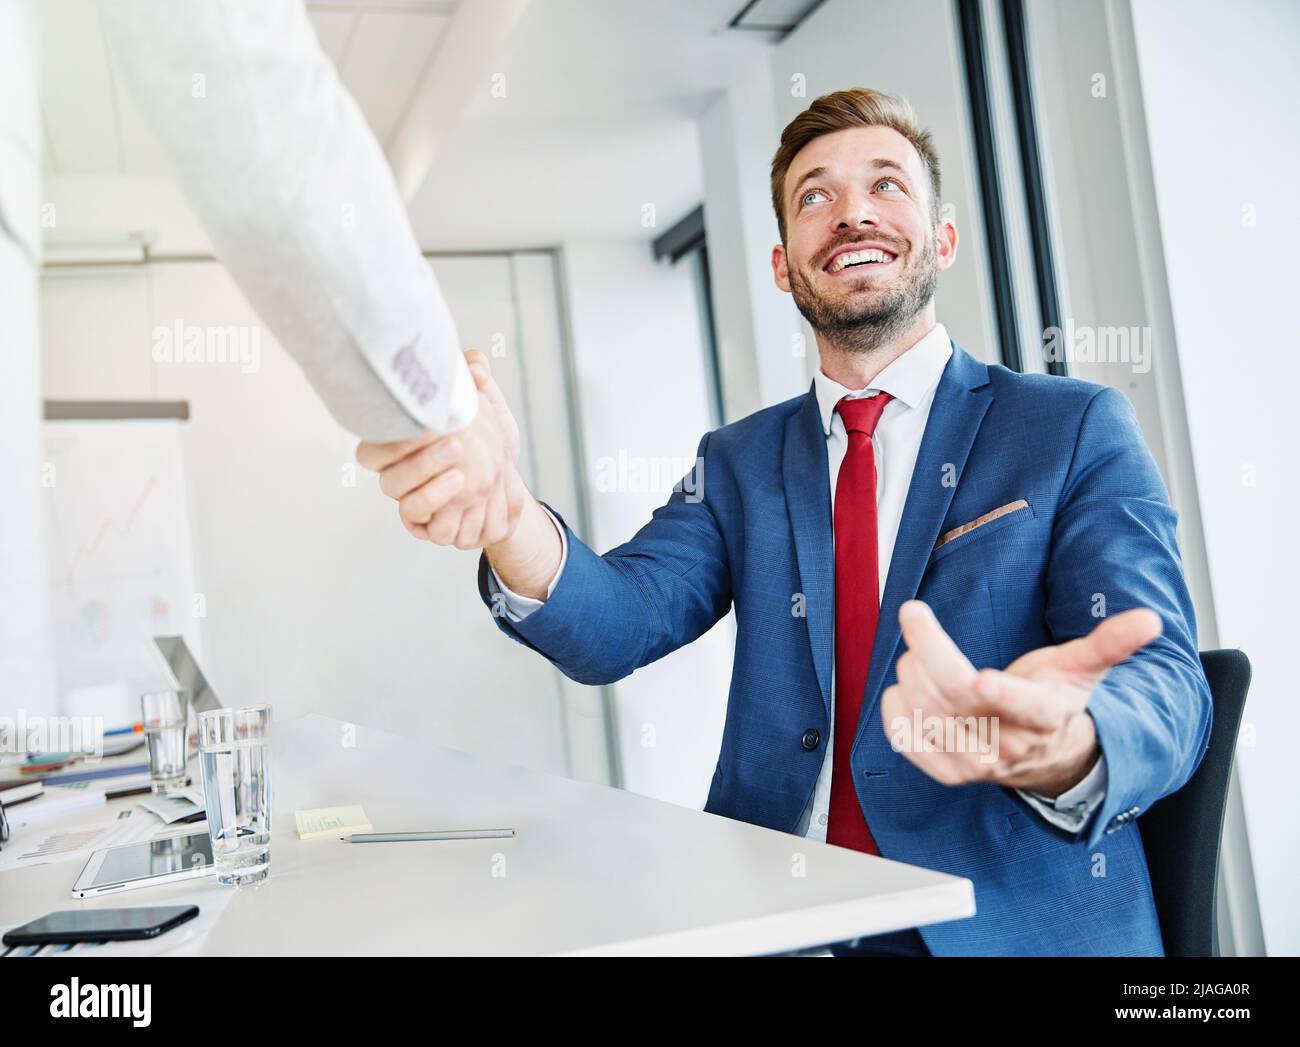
[355,350,527,549]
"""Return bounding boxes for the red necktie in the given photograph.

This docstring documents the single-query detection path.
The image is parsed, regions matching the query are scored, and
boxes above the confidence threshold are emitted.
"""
[827,392,893,855]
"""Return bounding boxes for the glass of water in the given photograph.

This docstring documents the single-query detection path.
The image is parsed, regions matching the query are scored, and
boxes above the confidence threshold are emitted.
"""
[197,704,272,887]
[140,689,190,795]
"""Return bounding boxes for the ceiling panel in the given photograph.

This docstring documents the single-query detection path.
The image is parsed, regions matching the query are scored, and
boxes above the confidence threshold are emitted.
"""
[39,0,121,174]
[339,11,449,144]
[307,9,357,67]
[107,47,174,176]
[39,1,454,176]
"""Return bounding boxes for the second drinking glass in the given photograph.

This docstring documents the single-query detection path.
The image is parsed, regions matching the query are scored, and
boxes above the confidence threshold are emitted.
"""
[197,704,273,887]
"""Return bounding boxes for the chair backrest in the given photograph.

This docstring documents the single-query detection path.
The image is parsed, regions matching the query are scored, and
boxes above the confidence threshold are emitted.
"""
[1138,649,1252,957]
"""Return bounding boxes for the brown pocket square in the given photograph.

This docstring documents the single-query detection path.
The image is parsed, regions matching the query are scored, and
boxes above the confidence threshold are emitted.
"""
[934,499,1030,551]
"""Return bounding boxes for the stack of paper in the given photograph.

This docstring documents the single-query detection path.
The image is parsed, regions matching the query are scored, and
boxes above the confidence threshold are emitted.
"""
[4,788,105,831]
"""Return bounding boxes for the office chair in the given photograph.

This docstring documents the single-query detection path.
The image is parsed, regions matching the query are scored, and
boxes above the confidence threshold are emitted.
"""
[1138,649,1252,957]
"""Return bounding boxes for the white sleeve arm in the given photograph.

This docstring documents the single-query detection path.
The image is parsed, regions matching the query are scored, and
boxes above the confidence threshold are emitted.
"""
[1016,753,1108,833]
[484,506,568,622]
[98,0,476,441]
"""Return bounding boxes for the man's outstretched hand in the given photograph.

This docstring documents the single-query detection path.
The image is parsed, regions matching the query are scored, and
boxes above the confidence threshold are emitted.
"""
[880,601,1163,797]
[356,349,527,549]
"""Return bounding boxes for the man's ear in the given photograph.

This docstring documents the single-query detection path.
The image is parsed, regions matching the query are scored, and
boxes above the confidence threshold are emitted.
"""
[934,219,959,273]
[771,242,792,293]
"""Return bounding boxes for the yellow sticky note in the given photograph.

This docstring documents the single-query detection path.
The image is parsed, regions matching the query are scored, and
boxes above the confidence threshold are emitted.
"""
[295,804,373,840]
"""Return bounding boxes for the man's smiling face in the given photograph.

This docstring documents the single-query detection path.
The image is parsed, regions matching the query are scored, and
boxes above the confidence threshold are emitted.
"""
[771,124,957,353]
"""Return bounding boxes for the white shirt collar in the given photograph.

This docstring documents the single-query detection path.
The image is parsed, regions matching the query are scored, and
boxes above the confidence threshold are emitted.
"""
[812,322,954,436]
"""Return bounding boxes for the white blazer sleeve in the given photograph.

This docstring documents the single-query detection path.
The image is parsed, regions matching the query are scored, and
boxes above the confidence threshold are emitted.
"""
[98,0,477,441]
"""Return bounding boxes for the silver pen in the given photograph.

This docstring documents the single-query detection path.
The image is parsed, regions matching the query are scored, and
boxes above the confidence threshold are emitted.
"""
[340,829,515,843]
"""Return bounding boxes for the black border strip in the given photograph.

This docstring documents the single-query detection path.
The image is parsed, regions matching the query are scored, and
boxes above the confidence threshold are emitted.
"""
[956,0,1023,373]
[1002,0,1067,376]
[694,245,727,425]
[726,0,829,34]
[655,208,726,423]
[652,205,706,265]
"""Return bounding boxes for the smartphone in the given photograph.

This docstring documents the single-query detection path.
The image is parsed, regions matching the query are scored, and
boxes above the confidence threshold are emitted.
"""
[71,830,214,898]
[2,904,199,946]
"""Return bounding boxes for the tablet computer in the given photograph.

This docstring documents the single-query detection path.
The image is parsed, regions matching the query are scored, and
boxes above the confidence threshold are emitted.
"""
[72,830,213,899]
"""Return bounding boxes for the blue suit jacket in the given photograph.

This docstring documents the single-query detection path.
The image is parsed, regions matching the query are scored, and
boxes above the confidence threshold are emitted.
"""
[478,344,1212,956]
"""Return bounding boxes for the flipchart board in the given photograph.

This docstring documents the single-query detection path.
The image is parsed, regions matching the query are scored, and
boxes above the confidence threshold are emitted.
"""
[42,401,204,721]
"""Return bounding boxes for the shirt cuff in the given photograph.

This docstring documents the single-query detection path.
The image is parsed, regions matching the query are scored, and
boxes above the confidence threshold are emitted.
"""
[1016,753,1108,833]
[443,353,480,433]
[485,505,568,622]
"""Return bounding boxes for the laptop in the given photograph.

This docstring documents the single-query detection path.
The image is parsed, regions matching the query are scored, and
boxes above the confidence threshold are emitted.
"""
[152,636,223,714]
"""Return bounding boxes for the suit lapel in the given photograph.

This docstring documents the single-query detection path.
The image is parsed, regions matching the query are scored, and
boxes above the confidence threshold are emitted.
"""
[783,388,835,718]
[853,345,993,750]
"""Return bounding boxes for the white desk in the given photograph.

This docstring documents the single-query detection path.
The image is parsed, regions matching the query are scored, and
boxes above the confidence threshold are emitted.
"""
[1,714,974,955]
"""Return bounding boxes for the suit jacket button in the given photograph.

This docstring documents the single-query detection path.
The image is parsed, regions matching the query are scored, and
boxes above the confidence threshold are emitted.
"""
[801,728,820,752]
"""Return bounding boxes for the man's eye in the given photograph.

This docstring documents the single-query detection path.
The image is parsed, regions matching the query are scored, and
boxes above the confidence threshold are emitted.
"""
[876,178,900,192]
[802,190,825,206]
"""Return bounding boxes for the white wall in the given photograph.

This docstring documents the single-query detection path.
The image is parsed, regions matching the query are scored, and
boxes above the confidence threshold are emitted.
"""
[0,0,57,720]
[1128,0,1299,956]
[560,239,734,807]
[38,175,576,778]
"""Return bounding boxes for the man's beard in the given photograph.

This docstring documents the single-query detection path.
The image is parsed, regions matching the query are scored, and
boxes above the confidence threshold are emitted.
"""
[788,236,938,354]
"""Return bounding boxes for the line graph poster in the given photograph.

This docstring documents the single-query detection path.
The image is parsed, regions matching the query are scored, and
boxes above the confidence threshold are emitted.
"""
[43,419,202,700]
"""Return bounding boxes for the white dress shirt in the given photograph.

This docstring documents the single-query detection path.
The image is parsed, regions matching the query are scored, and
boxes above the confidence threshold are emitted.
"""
[99,0,477,442]
[489,322,1107,837]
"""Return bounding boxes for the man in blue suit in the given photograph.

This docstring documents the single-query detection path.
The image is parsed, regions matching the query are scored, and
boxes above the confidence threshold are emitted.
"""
[358,88,1212,956]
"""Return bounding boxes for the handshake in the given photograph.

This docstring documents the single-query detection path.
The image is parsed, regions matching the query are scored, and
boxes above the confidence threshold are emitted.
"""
[355,350,563,600]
